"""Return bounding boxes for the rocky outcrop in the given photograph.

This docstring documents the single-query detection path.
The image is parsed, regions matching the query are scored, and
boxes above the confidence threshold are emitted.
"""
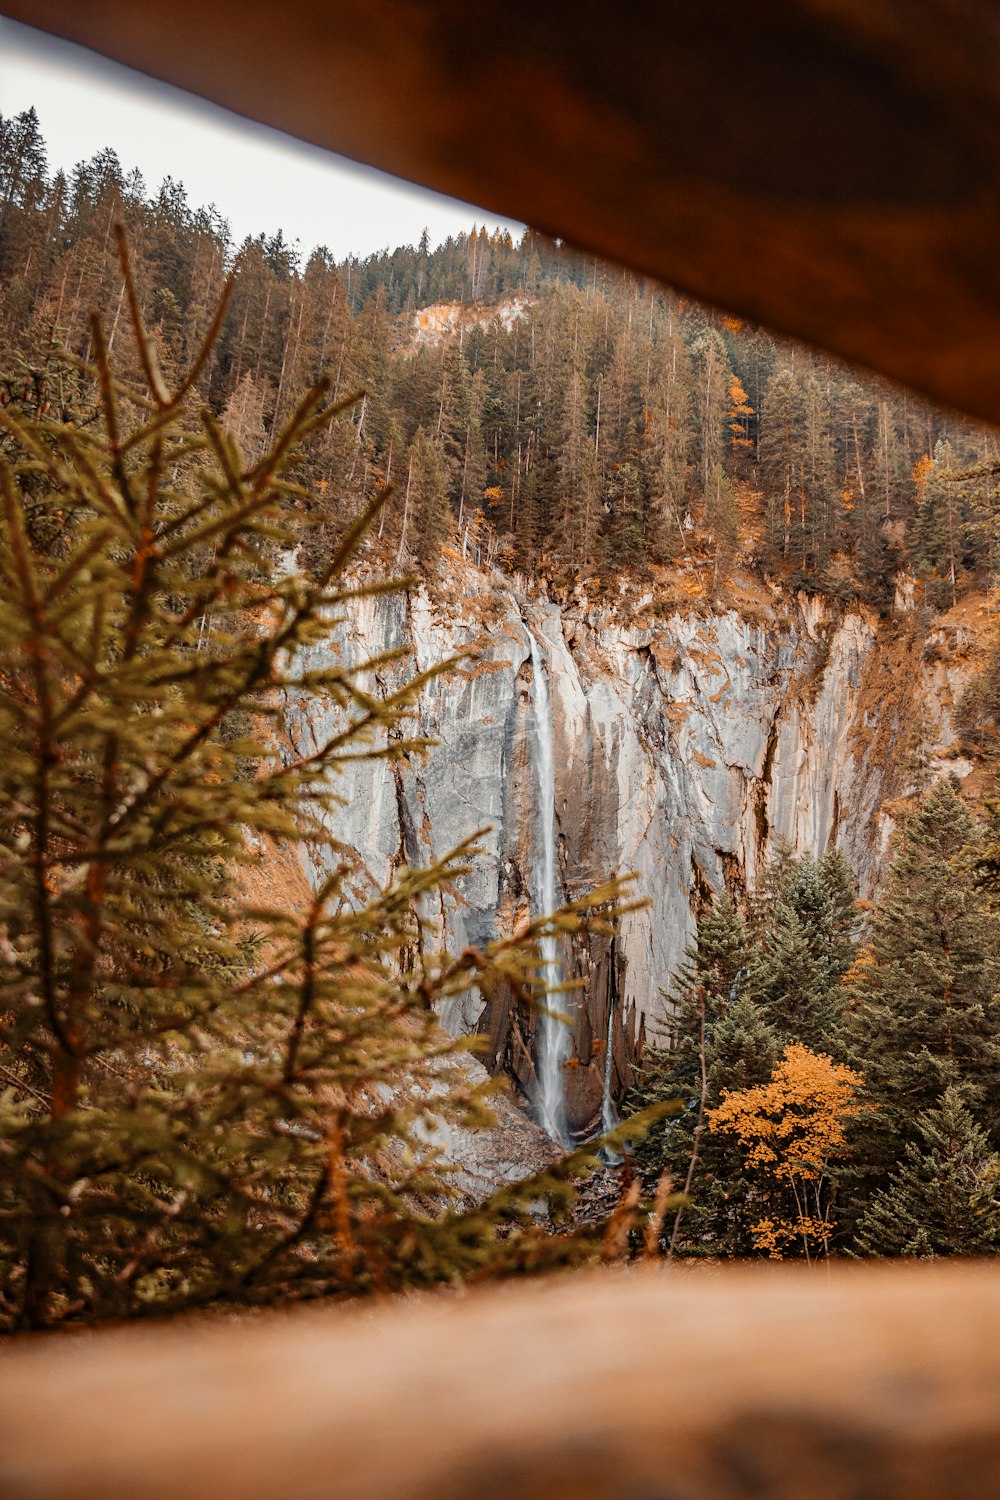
[282,565,978,1137]
[404,298,529,349]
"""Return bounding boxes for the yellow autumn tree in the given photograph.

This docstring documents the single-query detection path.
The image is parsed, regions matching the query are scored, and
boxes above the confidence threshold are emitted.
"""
[708,1043,866,1261]
[912,452,936,493]
[727,373,755,456]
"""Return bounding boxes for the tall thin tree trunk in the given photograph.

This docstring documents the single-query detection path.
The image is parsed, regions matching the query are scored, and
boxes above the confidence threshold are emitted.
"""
[395,450,415,567]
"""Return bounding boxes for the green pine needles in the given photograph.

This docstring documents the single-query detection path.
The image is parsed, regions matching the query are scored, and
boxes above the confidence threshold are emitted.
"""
[0,234,632,1331]
[632,852,858,1257]
[634,792,1000,1260]
[854,1088,1000,1256]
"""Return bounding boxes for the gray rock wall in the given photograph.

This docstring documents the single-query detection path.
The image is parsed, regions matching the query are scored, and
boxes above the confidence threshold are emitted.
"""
[282,572,974,1135]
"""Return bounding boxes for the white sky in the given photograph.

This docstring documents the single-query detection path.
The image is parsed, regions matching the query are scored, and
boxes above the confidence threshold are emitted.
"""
[0,17,524,262]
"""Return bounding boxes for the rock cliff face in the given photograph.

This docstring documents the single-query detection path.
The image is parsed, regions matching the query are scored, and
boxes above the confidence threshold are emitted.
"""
[283,566,976,1137]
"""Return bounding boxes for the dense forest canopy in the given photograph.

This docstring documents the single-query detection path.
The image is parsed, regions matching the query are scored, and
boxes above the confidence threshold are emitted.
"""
[4,106,1000,609]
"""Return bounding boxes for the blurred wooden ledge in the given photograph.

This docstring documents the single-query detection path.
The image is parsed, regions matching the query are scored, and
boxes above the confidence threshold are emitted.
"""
[2,1263,1000,1499]
[11,1,1000,427]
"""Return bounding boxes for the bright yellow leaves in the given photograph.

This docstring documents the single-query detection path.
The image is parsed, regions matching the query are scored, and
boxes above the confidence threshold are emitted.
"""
[728,374,755,454]
[709,1043,867,1260]
[912,452,935,492]
[709,1043,862,1184]
[728,373,753,415]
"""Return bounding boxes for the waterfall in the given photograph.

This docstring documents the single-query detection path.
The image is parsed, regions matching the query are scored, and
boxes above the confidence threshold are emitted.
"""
[601,1001,618,1139]
[526,627,571,1146]
[601,940,620,1162]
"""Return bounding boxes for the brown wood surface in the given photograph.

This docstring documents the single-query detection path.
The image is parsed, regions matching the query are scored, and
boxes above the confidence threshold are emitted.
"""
[1,1263,1000,1499]
[9,1,1000,426]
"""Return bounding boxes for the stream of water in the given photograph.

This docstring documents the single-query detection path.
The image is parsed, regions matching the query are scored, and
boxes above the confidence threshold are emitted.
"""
[526,628,572,1146]
[601,998,619,1151]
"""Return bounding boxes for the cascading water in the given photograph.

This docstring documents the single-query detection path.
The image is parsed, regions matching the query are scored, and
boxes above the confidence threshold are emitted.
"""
[601,1001,618,1140]
[601,936,620,1161]
[526,627,572,1146]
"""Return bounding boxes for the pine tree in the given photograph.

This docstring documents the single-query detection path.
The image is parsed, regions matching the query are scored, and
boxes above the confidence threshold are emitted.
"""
[4,109,1000,604]
[841,780,1000,1218]
[0,240,633,1331]
[747,852,856,1049]
[758,365,805,567]
[819,848,861,980]
[634,848,860,1256]
[801,375,837,573]
[854,1088,1000,1257]
[747,902,834,1048]
[633,895,779,1255]
[556,361,590,564]
[0,108,48,267]
[643,322,692,560]
[603,447,646,573]
[704,461,739,592]
[220,370,271,460]
[913,440,970,609]
[691,329,731,508]
[872,393,906,528]
[407,426,451,568]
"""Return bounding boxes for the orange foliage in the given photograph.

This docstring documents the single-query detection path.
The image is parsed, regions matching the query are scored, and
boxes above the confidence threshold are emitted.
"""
[708,1043,867,1259]
[912,453,935,492]
[727,374,754,453]
[728,373,753,414]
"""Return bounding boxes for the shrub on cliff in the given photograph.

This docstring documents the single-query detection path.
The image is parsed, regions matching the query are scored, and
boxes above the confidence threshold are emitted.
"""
[0,237,634,1331]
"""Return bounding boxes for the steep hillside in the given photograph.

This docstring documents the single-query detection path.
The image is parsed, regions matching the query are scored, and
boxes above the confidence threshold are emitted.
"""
[5,109,1000,618]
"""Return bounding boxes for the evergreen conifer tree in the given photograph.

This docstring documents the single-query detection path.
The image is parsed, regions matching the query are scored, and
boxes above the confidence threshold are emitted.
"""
[635,851,858,1255]
[407,426,451,568]
[747,852,856,1049]
[757,365,804,566]
[603,449,646,573]
[7,108,998,603]
[914,440,965,609]
[841,780,1000,1220]
[854,1088,1000,1257]
[633,894,779,1255]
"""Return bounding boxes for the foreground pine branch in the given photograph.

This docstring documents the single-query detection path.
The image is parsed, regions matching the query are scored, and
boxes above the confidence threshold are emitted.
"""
[0,236,642,1331]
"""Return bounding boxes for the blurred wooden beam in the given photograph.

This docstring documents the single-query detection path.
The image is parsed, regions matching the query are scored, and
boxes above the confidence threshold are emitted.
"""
[2,1264,1000,1498]
[10,2,1000,426]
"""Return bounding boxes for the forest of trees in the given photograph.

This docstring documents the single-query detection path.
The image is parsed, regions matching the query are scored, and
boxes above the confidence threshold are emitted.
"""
[632,783,1000,1259]
[4,107,1000,608]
